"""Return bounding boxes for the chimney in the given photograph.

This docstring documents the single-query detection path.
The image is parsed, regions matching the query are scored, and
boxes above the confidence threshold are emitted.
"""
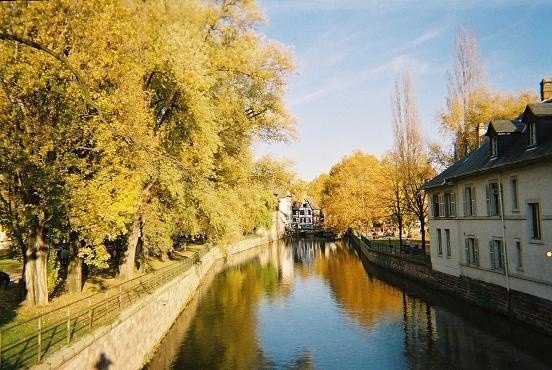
[541,77,552,101]
[476,123,487,147]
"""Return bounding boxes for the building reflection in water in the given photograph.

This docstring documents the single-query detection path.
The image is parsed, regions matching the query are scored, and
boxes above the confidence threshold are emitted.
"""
[145,238,552,370]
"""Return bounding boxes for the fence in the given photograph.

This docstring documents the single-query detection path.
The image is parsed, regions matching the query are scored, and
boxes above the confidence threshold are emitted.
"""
[359,233,430,265]
[0,245,212,370]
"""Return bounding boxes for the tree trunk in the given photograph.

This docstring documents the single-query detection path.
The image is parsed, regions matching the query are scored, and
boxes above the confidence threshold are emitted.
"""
[66,233,83,294]
[396,195,404,247]
[24,220,48,306]
[119,214,141,281]
[420,216,426,254]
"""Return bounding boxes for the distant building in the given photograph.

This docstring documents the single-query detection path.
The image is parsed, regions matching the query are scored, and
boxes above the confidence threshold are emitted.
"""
[424,78,552,301]
[276,192,293,226]
[291,197,324,229]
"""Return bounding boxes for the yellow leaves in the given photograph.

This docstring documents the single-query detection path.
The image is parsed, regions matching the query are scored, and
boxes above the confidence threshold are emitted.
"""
[322,151,385,233]
[0,0,295,268]
[78,243,110,268]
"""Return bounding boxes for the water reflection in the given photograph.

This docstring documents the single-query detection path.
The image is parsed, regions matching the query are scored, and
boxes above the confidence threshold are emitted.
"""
[145,239,552,370]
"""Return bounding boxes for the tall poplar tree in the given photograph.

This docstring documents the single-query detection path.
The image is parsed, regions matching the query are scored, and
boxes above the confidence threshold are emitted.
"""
[391,72,433,249]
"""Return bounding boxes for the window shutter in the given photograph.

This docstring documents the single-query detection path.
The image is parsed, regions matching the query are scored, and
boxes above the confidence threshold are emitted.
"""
[451,193,456,216]
[498,242,504,270]
[463,188,468,216]
[471,187,477,216]
[499,183,504,216]
[474,239,479,266]
[489,241,495,269]
[438,194,444,217]
[485,184,491,216]
[465,239,469,264]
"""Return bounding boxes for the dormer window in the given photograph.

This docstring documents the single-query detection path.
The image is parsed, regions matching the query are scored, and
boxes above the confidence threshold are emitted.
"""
[528,122,537,146]
[490,136,498,157]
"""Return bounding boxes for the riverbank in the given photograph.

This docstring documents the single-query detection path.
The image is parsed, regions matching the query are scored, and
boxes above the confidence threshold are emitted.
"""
[348,231,552,336]
[31,224,283,370]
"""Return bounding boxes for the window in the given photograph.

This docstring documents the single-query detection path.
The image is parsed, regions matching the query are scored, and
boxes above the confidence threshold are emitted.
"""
[515,239,522,270]
[465,237,479,266]
[432,194,440,217]
[529,203,542,240]
[529,122,537,146]
[463,186,476,216]
[486,181,500,216]
[444,192,456,217]
[300,210,305,215]
[491,136,498,157]
[307,210,312,215]
[445,229,451,257]
[436,229,442,256]
[510,176,519,211]
[489,240,504,271]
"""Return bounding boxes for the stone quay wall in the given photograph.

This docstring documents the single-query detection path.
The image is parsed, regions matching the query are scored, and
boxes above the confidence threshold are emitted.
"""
[348,232,552,336]
[34,220,283,370]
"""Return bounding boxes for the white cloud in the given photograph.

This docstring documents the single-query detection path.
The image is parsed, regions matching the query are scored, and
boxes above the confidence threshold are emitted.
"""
[290,54,434,107]
[262,0,552,13]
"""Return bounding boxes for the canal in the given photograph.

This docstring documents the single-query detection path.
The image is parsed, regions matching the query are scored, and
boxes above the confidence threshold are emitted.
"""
[145,238,552,370]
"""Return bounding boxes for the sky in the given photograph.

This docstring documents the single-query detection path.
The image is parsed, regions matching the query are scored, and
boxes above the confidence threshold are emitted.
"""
[254,0,552,181]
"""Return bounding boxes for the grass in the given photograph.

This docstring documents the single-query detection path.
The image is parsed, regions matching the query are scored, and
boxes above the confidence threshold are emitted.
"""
[0,246,207,369]
[0,258,20,272]
[0,250,21,272]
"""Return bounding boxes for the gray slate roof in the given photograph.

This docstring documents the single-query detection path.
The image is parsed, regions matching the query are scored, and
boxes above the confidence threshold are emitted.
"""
[486,119,521,134]
[526,103,552,117]
[425,103,552,190]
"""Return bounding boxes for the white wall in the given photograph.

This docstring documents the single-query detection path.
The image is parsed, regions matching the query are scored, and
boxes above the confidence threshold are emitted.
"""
[429,160,552,301]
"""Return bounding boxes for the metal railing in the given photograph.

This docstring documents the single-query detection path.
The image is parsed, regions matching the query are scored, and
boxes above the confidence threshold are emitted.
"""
[0,245,212,370]
[358,233,430,265]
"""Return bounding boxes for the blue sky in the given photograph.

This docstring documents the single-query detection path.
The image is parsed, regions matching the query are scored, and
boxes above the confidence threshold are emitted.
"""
[254,0,552,180]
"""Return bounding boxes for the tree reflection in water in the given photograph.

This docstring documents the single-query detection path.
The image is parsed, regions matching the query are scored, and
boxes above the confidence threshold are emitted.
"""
[145,239,552,370]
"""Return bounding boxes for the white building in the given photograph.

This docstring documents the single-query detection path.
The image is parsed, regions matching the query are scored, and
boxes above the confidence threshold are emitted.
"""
[291,197,323,229]
[424,81,552,301]
[277,192,293,226]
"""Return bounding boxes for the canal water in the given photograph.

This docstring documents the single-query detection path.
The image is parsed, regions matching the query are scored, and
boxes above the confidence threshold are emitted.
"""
[145,238,552,370]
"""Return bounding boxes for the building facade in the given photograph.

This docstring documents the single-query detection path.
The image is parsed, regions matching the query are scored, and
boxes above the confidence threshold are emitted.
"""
[425,89,552,301]
[291,197,324,229]
[277,192,293,226]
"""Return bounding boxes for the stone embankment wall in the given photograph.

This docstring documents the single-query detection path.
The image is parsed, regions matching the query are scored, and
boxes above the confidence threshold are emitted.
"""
[349,232,552,336]
[34,218,283,370]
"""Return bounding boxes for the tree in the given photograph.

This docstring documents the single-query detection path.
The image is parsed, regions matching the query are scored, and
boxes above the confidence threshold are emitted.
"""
[0,0,295,302]
[440,26,487,161]
[252,156,296,194]
[322,151,384,234]
[308,173,330,208]
[438,26,538,166]
[379,153,408,246]
[391,72,434,249]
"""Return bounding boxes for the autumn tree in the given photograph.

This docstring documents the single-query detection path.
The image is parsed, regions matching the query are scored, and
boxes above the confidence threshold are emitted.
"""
[438,26,538,166]
[252,156,296,194]
[308,173,330,208]
[379,153,408,246]
[322,151,384,235]
[440,26,487,161]
[391,72,434,248]
[0,0,295,302]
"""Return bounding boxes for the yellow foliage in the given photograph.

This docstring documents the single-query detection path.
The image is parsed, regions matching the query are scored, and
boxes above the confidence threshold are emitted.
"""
[322,151,386,234]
